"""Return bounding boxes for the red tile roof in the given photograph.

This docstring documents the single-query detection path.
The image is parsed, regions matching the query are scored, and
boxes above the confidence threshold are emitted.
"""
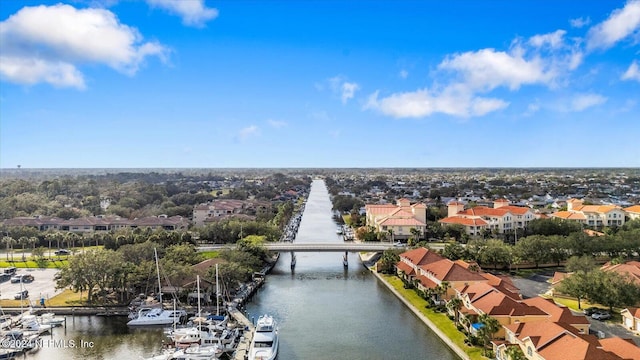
[400,247,444,266]
[598,337,640,360]
[438,217,488,226]
[522,297,590,326]
[420,259,487,282]
[396,261,415,276]
[624,205,640,214]
[505,321,621,360]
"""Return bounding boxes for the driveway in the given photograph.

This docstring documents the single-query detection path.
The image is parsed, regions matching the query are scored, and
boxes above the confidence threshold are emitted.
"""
[511,274,552,299]
[582,311,640,345]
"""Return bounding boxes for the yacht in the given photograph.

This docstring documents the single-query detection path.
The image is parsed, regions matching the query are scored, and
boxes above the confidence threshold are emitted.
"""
[127,248,186,326]
[248,314,278,360]
[127,308,186,326]
[172,344,223,359]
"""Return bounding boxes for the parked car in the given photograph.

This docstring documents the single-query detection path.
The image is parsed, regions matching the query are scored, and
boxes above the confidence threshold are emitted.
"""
[592,311,611,320]
[14,290,28,300]
[55,249,71,255]
[10,274,34,283]
[393,242,405,247]
[583,307,602,316]
[0,273,10,282]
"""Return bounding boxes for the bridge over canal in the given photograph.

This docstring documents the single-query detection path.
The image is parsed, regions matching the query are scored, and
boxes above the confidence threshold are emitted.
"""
[199,242,399,253]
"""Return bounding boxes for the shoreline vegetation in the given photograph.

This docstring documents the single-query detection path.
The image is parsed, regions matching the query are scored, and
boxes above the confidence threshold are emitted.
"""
[371,270,482,360]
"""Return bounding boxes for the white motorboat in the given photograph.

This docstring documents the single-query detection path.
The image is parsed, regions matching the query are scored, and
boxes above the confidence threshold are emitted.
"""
[38,312,65,327]
[127,308,186,326]
[127,248,186,326]
[21,314,52,334]
[248,314,278,360]
[172,344,222,359]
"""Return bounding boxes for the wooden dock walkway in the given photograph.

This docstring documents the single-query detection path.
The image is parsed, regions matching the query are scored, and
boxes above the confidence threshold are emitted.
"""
[229,308,254,360]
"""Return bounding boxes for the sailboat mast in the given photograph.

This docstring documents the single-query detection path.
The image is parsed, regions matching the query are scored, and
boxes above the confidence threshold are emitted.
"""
[155,248,162,305]
[215,263,219,316]
[197,275,201,318]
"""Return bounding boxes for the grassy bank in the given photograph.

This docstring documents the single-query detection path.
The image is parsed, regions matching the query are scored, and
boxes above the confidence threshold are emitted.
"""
[0,259,68,268]
[379,274,485,360]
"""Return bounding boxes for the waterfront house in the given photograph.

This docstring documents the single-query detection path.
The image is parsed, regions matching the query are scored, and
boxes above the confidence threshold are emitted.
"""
[365,198,427,240]
[621,307,640,333]
[494,321,640,360]
[455,282,547,339]
[397,247,489,302]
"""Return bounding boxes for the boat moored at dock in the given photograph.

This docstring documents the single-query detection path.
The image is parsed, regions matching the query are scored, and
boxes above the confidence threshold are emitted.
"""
[248,314,278,360]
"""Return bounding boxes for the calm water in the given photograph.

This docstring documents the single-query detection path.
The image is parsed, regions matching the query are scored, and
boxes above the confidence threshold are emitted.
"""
[19,179,457,359]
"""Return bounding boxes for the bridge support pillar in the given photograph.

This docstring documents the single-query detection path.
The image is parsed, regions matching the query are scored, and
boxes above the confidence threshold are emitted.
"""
[290,251,296,270]
[343,251,348,268]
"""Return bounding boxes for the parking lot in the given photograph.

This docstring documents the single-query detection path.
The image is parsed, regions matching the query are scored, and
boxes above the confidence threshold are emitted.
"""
[0,268,62,302]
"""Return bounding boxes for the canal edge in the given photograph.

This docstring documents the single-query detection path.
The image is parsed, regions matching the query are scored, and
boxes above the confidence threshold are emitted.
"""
[368,267,470,360]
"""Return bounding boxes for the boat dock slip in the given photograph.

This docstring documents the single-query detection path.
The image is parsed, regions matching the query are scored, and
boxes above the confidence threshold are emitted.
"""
[229,308,255,360]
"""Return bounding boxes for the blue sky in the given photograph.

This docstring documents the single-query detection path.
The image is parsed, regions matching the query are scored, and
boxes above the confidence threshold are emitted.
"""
[1,0,639,168]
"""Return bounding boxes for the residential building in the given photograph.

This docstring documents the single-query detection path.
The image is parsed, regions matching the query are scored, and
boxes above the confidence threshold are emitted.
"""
[193,200,247,226]
[621,307,640,333]
[3,215,189,232]
[495,320,639,360]
[624,205,640,220]
[551,199,626,227]
[365,198,427,240]
[438,199,537,236]
[397,247,491,302]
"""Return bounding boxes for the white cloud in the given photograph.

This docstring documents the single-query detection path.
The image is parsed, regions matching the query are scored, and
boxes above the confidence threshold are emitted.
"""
[587,0,640,50]
[570,17,591,28]
[570,94,608,111]
[622,60,640,81]
[0,4,167,89]
[438,48,555,91]
[529,30,567,49]
[341,82,359,103]
[267,119,287,128]
[238,125,259,140]
[146,0,218,28]
[399,69,409,79]
[524,102,541,117]
[328,76,360,104]
[0,56,86,89]
[364,87,509,119]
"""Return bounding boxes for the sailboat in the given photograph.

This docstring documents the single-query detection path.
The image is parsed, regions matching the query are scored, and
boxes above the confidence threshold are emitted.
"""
[127,248,186,326]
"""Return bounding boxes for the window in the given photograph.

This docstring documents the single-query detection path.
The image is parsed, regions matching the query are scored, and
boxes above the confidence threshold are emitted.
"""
[527,346,532,356]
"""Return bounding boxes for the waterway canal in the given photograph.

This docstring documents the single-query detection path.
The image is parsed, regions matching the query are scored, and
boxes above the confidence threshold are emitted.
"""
[244,179,457,360]
[18,179,457,359]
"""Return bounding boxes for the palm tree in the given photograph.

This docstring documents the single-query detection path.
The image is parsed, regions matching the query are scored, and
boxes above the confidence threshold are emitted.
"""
[447,297,463,325]
[18,236,28,261]
[505,346,526,360]
[478,313,501,356]
[436,281,451,303]
[2,236,15,261]
[410,227,421,243]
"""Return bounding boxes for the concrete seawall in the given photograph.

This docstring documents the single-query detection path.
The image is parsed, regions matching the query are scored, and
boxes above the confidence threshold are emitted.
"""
[369,268,471,360]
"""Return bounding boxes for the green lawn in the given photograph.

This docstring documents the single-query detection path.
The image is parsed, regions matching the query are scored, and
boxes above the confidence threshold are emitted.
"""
[0,259,68,268]
[551,296,622,323]
[381,274,486,360]
[200,251,220,259]
[342,214,352,226]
